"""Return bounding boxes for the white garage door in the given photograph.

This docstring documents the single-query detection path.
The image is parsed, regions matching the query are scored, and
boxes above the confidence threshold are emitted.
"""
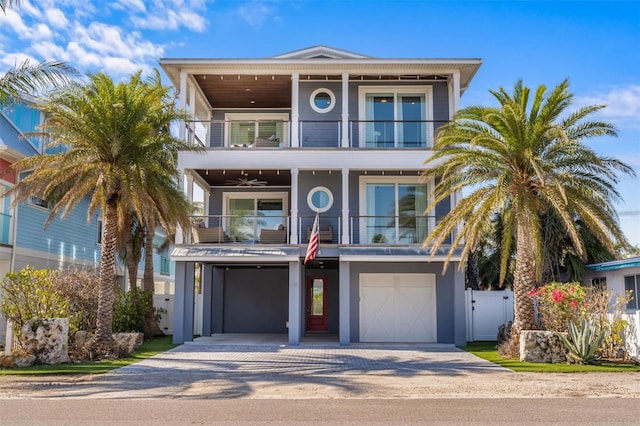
[359,273,437,343]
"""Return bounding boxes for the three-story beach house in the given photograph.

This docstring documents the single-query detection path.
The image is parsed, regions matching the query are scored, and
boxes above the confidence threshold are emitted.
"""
[162,46,482,345]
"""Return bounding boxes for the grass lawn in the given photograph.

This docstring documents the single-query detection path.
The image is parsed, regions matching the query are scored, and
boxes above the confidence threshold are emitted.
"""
[461,341,640,372]
[0,335,178,375]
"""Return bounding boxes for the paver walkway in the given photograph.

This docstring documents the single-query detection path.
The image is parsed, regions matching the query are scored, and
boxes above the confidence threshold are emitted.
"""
[1,338,638,399]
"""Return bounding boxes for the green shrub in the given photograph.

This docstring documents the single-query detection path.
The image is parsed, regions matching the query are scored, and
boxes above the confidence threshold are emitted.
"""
[0,267,71,346]
[113,288,161,333]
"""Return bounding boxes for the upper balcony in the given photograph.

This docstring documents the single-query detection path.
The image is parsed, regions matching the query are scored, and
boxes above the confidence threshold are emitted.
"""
[186,119,448,149]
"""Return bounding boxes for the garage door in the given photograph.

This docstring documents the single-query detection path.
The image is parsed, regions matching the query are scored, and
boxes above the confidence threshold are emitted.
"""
[359,273,437,342]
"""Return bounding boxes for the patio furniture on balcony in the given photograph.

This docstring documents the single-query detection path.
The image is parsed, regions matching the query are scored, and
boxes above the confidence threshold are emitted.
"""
[193,227,228,243]
[259,226,287,244]
[307,224,334,243]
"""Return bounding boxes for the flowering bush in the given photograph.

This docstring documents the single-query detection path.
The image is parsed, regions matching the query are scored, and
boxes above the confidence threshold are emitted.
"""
[529,282,587,332]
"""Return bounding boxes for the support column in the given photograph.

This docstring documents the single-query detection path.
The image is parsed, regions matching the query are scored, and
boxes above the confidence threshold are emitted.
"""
[288,261,301,345]
[188,84,197,145]
[341,168,350,244]
[339,260,351,345]
[173,261,195,344]
[290,168,299,244]
[212,267,224,333]
[453,262,466,346]
[341,72,349,147]
[178,70,187,141]
[291,73,300,148]
[201,264,213,337]
[452,71,461,114]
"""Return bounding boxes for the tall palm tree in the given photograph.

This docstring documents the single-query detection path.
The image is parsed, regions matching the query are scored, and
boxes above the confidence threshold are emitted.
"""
[0,1,77,106]
[10,71,193,347]
[423,80,635,343]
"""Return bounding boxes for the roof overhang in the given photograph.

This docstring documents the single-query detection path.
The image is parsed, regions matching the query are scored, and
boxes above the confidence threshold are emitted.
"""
[586,256,640,272]
[171,245,300,263]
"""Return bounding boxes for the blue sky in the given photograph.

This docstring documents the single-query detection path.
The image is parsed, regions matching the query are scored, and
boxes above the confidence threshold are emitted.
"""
[1,0,639,246]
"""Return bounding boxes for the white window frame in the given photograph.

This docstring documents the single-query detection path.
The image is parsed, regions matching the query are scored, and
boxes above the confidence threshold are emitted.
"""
[307,186,334,213]
[224,112,289,147]
[309,88,336,113]
[222,191,289,235]
[357,85,434,148]
[358,175,434,244]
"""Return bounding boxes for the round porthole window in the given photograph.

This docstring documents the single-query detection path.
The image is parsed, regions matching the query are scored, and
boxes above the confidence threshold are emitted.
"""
[310,88,336,113]
[307,186,333,213]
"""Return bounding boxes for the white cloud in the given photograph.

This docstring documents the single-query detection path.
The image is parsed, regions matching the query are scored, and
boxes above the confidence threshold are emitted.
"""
[236,1,276,28]
[575,85,640,130]
[45,8,70,29]
[128,0,208,32]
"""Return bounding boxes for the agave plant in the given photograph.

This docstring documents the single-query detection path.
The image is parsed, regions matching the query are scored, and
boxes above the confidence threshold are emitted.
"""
[557,318,608,364]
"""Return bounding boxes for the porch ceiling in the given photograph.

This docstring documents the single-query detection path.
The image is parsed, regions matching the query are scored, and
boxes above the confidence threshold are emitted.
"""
[193,74,292,109]
[194,168,291,187]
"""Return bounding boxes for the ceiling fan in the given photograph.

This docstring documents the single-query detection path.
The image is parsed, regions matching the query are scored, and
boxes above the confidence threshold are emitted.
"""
[226,173,267,186]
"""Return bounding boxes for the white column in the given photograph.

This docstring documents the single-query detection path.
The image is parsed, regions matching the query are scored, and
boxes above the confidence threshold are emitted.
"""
[178,70,188,141]
[188,84,197,145]
[341,72,349,147]
[177,173,194,244]
[339,261,350,345]
[288,261,301,345]
[452,71,461,114]
[291,73,300,148]
[341,168,350,244]
[290,168,299,244]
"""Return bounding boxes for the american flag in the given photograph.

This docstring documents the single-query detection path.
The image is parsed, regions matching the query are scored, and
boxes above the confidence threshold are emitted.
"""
[304,214,319,264]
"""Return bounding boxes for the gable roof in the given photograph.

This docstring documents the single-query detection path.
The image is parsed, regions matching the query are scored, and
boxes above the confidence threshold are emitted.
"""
[272,45,371,59]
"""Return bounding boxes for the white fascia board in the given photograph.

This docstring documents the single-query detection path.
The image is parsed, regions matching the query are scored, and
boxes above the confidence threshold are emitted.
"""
[0,145,27,162]
[170,253,299,263]
[178,149,437,172]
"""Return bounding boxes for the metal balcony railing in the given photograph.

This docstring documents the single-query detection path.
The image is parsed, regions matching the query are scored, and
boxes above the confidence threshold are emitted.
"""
[187,214,453,246]
[183,119,447,149]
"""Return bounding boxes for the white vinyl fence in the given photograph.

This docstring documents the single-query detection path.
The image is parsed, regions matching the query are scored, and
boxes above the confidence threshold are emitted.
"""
[466,289,514,342]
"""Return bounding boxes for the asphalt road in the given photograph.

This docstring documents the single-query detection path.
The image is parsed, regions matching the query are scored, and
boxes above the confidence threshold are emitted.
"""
[1,398,639,425]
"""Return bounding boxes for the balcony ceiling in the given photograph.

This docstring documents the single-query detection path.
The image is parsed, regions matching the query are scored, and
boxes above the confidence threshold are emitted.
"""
[193,74,292,109]
[194,169,291,187]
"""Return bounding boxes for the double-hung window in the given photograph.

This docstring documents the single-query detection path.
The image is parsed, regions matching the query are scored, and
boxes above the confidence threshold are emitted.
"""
[358,86,433,148]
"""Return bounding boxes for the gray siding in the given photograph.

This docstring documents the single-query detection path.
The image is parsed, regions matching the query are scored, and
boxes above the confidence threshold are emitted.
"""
[297,170,341,243]
[349,262,457,344]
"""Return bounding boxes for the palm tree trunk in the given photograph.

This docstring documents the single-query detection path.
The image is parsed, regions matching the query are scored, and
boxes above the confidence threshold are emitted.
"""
[94,199,118,345]
[510,218,538,342]
[142,224,164,337]
[142,225,155,292]
[124,215,138,291]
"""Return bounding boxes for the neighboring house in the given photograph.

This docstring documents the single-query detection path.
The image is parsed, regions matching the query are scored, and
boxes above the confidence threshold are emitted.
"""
[0,98,176,342]
[162,46,482,345]
[585,256,640,357]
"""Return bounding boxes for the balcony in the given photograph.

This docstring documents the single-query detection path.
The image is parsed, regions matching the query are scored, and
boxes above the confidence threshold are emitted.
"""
[184,119,447,149]
[188,214,448,245]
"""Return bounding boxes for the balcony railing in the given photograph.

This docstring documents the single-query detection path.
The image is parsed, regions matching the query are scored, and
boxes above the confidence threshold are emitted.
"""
[184,119,447,149]
[188,214,450,245]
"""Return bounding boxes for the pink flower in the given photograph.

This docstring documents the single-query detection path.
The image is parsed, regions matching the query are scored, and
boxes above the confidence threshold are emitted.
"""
[528,289,538,297]
[569,300,578,307]
[551,289,565,303]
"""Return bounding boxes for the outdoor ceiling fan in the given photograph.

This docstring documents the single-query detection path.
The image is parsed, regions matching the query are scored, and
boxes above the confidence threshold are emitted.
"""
[225,173,267,186]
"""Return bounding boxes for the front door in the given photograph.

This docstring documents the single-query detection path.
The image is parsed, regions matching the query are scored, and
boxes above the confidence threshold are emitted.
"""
[306,276,327,331]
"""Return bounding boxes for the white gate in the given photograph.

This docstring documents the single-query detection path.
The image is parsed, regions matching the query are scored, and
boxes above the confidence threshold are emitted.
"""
[153,294,174,336]
[466,289,514,342]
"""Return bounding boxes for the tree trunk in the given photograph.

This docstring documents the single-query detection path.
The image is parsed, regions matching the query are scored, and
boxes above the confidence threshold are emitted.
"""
[466,249,480,290]
[510,215,538,344]
[123,215,138,291]
[142,223,164,337]
[94,199,118,345]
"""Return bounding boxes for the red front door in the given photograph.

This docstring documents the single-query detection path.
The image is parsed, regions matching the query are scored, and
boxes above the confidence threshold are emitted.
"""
[306,276,327,331]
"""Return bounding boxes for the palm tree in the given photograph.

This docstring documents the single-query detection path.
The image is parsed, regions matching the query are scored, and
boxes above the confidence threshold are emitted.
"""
[10,71,193,347]
[0,1,76,106]
[423,80,635,344]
